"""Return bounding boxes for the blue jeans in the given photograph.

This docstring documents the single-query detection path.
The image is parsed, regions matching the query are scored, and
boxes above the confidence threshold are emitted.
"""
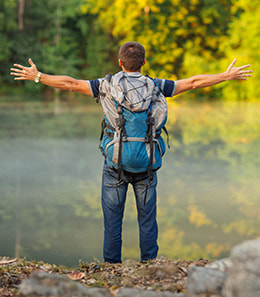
[102,162,159,263]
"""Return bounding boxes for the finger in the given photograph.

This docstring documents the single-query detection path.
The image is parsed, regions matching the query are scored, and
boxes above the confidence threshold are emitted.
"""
[238,74,253,80]
[14,77,26,80]
[13,63,26,70]
[241,74,253,77]
[227,58,237,71]
[10,68,24,73]
[29,58,35,66]
[241,70,253,74]
[239,64,251,70]
[10,72,24,77]
[230,58,237,68]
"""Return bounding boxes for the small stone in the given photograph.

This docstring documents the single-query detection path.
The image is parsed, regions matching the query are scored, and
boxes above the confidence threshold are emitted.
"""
[86,278,97,285]
[206,258,233,272]
[116,287,184,297]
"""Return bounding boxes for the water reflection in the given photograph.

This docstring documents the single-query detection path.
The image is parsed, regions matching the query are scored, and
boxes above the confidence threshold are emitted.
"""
[0,101,259,266]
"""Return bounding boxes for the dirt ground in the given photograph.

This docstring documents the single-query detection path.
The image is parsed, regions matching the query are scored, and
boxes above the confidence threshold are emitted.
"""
[0,256,212,296]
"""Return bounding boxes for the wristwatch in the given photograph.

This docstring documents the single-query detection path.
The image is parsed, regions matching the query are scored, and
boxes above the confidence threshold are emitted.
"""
[34,72,41,83]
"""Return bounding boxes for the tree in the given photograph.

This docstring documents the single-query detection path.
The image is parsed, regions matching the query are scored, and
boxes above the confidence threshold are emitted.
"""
[81,0,232,81]
[1,0,118,96]
[0,0,19,85]
[219,0,260,101]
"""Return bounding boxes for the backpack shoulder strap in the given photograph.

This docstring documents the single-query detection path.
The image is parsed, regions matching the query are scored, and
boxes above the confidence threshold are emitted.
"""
[96,74,113,103]
[145,75,164,98]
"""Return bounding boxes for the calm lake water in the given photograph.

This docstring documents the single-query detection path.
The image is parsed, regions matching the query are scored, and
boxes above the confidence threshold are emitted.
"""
[0,99,259,267]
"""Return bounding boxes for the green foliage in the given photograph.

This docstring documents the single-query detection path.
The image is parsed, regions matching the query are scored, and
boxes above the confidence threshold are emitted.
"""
[0,0,18,83]
[219,0,260,100]
[81,0,232,79]
[0,0,118,95]
[0,0,258,100]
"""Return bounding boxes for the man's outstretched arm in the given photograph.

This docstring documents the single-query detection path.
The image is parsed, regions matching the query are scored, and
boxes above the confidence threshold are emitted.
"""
[10,58,92,96]
[174,59,253,96]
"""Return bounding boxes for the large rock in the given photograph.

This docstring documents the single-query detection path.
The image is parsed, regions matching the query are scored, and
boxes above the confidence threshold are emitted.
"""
[186,265,225,296]
[186,238,260,297]
[18,271,112,297]
[222,239,260,297]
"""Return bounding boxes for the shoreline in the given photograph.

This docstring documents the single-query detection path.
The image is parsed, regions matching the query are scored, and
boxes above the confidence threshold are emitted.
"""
[0,256,211,296]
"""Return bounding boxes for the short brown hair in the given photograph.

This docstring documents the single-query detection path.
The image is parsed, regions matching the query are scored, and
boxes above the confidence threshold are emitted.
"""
[119,42,145,72]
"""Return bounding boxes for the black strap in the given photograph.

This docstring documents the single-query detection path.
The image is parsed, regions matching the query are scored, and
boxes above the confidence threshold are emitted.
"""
[99,119,106,142]
[99,119,116,141]
[98,118,116,156]
[162,126,170,149]
[96,92,105,103]
[98,119,107,156]
[116,104,126,181]
[96,74,112,103]
[145,109,155,185]
[146,75,170,149]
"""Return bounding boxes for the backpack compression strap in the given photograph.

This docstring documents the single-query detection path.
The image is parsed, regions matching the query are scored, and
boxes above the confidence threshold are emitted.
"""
[146,108,155,180]
[115,104,126,181]
[99,119,115,157]
[96,74,112,103]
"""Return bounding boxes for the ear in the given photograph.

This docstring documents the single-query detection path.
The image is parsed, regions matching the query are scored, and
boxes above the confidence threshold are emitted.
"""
[142,59,146,66]
[119,59,123,67]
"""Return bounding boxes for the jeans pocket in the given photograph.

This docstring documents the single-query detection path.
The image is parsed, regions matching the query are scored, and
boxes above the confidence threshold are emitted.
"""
[103,163,119,187]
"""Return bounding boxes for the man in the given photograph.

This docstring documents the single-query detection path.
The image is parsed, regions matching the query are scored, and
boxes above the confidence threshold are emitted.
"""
[10,41,252,263]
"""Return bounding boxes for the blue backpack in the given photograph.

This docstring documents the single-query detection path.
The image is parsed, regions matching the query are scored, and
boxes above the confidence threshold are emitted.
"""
[97,71,168,182]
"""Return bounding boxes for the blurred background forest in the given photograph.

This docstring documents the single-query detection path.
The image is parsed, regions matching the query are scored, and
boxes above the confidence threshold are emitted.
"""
[0,0,259,101]
[0,0,260,266]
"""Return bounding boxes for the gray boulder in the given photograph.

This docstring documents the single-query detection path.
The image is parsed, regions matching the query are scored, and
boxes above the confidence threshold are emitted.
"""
[18,271,112,297]
[186,238,260,297]
[222,239,260,297]
[186,265,225,296]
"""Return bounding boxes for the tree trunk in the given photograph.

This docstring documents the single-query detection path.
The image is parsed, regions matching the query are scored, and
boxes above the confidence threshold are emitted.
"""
[53,1,62,114]
[18,0,25,30]
[15,160,21,259]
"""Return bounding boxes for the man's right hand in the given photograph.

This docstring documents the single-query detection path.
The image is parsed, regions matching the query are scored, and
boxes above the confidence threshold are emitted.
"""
[10,58,39,82]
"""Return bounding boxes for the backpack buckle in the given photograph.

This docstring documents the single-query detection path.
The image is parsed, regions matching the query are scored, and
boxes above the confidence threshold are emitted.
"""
[105,74,112,82]
[115,117,126,128]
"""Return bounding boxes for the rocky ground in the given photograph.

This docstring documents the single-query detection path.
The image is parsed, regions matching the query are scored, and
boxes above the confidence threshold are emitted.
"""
[0,256,211,296]
[2,239,259,297]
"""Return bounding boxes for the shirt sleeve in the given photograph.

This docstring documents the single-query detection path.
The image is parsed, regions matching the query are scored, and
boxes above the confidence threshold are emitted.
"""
[87,78,102,98]
[154,78,176,97]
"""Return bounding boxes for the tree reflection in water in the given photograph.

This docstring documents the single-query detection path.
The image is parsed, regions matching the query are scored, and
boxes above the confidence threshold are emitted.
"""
[0,101,259,266]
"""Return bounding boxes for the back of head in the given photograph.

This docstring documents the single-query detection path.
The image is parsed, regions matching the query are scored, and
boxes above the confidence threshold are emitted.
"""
[119,42,145,72]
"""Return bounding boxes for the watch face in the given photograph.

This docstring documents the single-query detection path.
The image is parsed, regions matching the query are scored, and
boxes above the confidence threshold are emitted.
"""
[35,72,41,83]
